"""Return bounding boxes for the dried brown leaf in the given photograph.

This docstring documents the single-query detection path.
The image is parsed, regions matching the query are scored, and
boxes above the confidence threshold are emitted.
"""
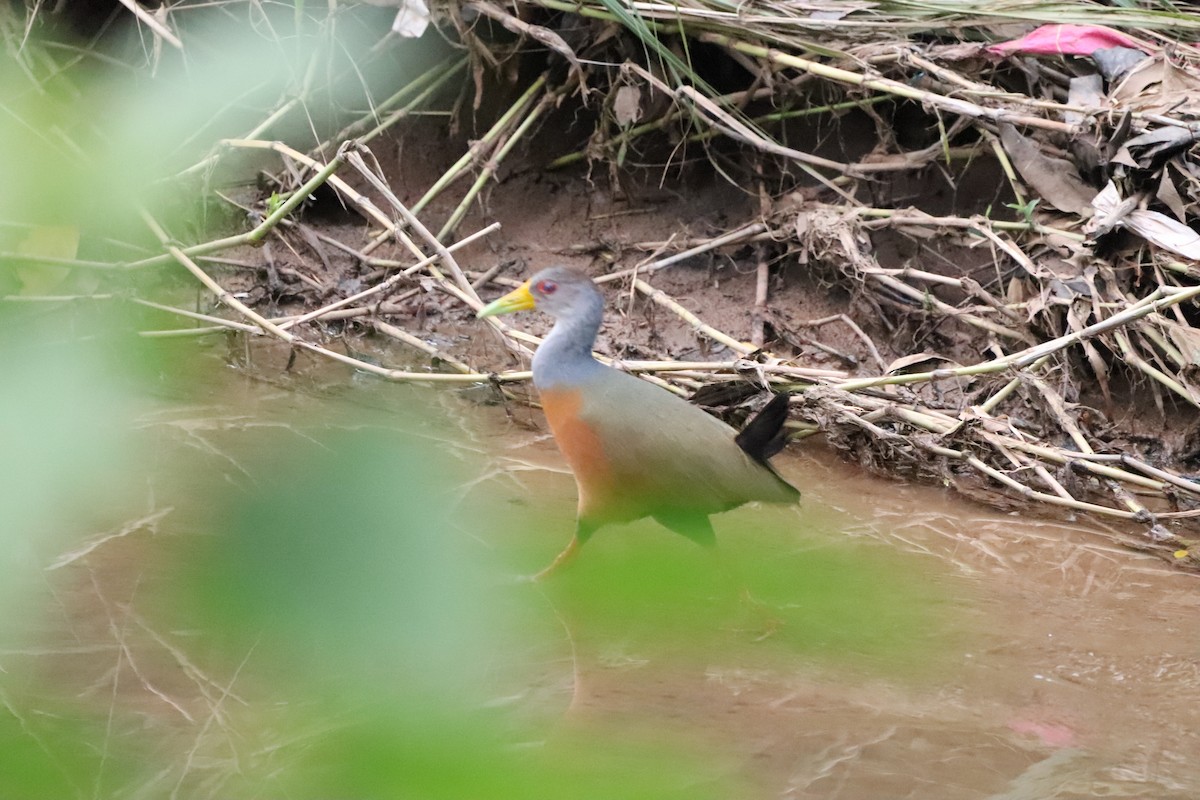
[1162,320,1200,367]
[613,85,642,127]
[1110,56,1200,117]
[999,124,1096,215]
[929,42,989,61]
[1110,56,1166,104]
[1006,275,1029,306]
[886,352,946,374]
[1157,166,1189,222]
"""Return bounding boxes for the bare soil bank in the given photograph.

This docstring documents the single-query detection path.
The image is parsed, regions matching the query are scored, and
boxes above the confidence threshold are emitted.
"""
[212,110,1200,569]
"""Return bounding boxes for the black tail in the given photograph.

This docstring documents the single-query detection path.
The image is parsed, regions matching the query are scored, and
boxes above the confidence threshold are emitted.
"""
[735,393,791,464]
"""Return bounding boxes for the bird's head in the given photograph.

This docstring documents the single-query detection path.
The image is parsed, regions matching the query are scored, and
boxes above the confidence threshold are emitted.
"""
[477,266,601,321]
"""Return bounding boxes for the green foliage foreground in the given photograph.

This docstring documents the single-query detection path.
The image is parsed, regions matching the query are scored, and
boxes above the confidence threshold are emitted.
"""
[0,7,960,797]
[0,299,958,797]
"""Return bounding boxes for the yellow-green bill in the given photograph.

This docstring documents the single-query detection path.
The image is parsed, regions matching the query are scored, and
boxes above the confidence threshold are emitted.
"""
[477,281,535,318]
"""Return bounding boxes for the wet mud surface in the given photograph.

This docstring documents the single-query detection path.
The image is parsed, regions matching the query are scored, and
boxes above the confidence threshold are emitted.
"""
[15,349,1200,797]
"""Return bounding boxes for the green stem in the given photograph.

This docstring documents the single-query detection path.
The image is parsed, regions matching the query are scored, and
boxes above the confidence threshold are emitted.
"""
[411,74,548,217]
[245,146,350,245]
[436,93,553,240]
[324,56,466,151]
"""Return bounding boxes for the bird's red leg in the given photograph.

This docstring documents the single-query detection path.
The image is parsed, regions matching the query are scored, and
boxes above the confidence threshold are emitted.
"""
[531,534,581,582]
[531,518,598,581]
[703,545,783,639]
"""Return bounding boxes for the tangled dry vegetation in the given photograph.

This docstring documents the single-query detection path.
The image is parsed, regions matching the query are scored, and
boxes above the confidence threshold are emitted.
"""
[13,1,1200,567]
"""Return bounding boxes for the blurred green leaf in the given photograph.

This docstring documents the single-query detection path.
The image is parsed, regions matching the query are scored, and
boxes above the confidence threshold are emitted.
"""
[281,711,742,800]
[540,512,961,677]
[0,705,138,799]
[0,304,145,632]
[175,424,497,698]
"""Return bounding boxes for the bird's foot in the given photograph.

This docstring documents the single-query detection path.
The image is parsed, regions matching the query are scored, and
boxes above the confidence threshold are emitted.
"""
[738,587,785,641]
[524,536,582,583]
[515,560,564,584]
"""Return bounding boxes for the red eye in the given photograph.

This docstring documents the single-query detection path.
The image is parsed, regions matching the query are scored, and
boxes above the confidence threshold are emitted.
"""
[535,279,558,295]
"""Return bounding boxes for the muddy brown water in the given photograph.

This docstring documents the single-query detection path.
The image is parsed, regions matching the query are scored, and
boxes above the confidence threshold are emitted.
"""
[11,342,1200,798]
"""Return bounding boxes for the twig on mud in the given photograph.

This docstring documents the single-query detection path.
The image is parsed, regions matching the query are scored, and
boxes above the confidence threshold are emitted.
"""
[861,270,1033,343]
[1022,373,1094,454]
[133,299,264,334]
[795,314,887,372]
[142,207,527,382]
[122,141,391,272]
[548,94,892,170]
[934,441,1152,521]
[988,433,1194,499]
[1023,455,1078,502]
[222,138,397,235]
[588,228,773,256]
[1117,455,1200,498]
[1111,327,1200,408]
[835,282,1200,393]
[676,83,863,187]
[279,222,500,331]
[618,360,845,380]
[632,65,858,201]
[977,355,1050,415]
[598,222,770,282]
[752,255,769,349]
[470,262,506,291]
[138,305,408,338]
[371,320,476,374]
[142,211,298,341]
[808,382,1197,508]
[344,148,481,299]
[47,508,175,570]
[848,206,1086,242]
[752,165,771,349]
[631,277,755,356]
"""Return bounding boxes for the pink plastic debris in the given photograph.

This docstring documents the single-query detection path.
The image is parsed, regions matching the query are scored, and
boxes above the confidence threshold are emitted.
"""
[987,24,1148,58]
[1007,718,1078,748]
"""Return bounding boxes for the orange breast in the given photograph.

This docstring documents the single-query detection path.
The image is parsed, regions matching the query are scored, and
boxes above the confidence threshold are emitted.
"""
[539,387,614,519]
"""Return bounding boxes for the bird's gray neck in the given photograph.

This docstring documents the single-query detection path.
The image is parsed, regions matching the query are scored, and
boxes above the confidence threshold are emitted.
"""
[532,301,604,390]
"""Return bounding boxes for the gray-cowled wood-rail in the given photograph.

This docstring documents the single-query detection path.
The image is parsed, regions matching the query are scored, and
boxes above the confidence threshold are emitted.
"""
[479,266,800,579]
